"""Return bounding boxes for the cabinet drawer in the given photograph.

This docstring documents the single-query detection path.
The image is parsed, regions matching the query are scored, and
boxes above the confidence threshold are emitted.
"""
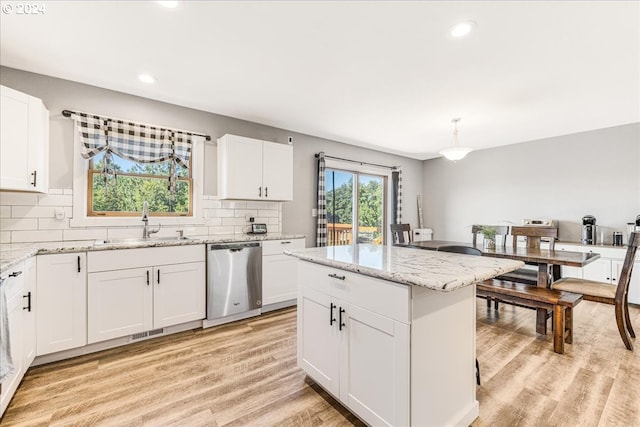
[262,238,305,256]
[2,261,25,301]
[579,246,625,259]
[299,261,410,324]
[88,244,205,272]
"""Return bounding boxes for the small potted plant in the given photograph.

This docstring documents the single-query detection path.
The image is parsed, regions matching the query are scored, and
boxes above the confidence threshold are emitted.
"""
[481,226,497,249]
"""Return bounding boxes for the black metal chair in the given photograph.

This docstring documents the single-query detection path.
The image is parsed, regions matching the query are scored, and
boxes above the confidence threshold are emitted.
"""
[437,245,482,256]
[437,244,482,385]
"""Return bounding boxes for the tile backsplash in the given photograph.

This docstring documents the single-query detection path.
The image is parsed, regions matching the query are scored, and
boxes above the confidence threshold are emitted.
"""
[0,190,282,244]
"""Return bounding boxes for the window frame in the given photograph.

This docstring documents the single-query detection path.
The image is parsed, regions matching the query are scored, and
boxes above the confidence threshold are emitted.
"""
[86,154,194,217]
[324,158,393,245]
[71,130,205,227]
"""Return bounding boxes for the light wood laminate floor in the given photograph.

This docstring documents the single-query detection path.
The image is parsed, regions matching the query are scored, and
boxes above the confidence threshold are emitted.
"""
[2,300,639,426]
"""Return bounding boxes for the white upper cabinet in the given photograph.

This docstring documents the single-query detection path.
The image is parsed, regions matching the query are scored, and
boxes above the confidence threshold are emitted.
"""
[262,141,293,200]
[0,85,49,192]
[217,134,293,201]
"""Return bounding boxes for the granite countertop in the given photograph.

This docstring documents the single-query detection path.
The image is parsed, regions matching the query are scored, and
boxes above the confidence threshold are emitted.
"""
[284,244,524,292]
[0,233,305,275]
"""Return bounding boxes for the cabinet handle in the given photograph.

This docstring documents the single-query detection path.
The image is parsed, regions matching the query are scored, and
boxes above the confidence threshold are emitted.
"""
[77,255,81,273]
[9,271,23,277]
[259,186,262,197]
[280,241,291,245]
[265,187,268,198]
[339,307,346,331]
[328,273,345,280]
[30,170,37,187]
[157,269,160,284]
[23,291,32,312]
[329,303,336,326]
[146,270,150,286]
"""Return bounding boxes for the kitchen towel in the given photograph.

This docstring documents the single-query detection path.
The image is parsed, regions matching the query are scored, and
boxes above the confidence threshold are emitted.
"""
[0,282,14,383]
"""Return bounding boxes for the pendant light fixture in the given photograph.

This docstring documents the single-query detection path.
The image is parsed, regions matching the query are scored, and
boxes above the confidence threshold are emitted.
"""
[439,117,473,161]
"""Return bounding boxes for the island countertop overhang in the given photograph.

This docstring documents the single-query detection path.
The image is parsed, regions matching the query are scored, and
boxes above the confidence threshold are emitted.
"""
[284,244,524,292]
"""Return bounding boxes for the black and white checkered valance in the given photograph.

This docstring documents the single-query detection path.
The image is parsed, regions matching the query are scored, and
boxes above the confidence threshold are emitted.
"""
[70,112,195,199]
[71,112,192,166]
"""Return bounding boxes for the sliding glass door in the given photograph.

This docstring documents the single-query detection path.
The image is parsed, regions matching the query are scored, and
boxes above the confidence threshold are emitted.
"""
[325,168,386,246]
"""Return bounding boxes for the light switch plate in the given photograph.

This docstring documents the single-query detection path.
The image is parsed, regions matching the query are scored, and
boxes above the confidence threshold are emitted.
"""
[54,208,65,220]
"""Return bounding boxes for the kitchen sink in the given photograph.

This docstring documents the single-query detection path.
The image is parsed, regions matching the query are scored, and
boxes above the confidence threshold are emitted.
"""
[94,236,192,245]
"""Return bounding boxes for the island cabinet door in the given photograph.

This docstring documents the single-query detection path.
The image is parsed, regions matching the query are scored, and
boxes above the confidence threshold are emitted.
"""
[298,287,340,397]
[339,303,410,427]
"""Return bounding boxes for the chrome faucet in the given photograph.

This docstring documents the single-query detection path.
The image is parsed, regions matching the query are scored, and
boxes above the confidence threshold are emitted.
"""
[141,201,161,239]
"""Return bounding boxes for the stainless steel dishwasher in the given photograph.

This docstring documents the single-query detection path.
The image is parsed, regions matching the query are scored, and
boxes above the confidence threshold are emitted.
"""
[206,242,262,326]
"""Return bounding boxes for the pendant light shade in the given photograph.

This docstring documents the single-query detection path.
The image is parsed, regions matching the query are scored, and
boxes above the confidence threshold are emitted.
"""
[439,118,473,161]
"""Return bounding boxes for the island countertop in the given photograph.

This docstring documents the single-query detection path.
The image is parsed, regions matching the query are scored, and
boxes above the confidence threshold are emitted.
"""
[284,243,524,292]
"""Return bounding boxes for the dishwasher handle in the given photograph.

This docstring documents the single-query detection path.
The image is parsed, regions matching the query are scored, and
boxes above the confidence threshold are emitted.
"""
[209,242,261,251]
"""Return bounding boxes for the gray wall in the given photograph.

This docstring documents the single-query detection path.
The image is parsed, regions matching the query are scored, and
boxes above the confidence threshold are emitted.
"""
[422,123,640,244]
[0,66,423,245]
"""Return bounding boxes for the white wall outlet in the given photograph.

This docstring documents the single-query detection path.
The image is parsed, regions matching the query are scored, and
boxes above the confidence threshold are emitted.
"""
[54,208,65,220]
[312,208,317,217]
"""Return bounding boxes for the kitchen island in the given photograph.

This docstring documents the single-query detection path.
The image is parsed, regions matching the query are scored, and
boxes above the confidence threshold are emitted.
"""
[285,244,523,427]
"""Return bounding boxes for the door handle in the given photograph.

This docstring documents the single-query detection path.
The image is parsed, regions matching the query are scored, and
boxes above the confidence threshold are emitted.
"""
[329,303,336,326]
[23,291,32,312]
[265,187,268,198]
[259,186,262,197]
[157,269,160,284]
[9,271,23,277]
[77,255,81,273]
[30,170,37,187]
[146,270,150,286]
[328,273,345,280]
[339,307,346,331]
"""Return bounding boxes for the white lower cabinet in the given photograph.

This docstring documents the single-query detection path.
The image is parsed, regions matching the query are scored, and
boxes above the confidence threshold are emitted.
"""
[298,263,410,426]
[88,267,153,343]
[153,262,206,328]
[1,258,36,417]
[262,238,305,309]
[87,245,205,344]
[297,261,478,427]
[36,253,87,356]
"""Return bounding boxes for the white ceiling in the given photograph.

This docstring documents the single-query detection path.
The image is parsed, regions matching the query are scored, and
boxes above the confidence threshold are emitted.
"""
[1,1,638,159]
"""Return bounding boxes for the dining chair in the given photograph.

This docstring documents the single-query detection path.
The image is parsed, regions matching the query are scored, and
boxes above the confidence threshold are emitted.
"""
[390,224,411,244]
[471,225,509,309]
[437,244,482,385]
[496,226,560,287]
[510,226,558,250]
[552,231,638,350]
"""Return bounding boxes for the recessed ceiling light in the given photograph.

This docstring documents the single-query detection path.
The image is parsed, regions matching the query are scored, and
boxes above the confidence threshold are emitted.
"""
[138,74,156,84]
[450,21,476,38]
[157,1,179,8]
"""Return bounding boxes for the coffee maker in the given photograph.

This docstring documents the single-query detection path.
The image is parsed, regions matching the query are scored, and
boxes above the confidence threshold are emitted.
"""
[582,215,596,245]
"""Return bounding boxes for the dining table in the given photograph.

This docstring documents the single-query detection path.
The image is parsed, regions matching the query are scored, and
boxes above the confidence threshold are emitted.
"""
[404,240,601,334]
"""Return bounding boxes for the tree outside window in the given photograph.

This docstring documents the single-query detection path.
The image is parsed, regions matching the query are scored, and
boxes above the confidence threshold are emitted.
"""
[88,151,192,216]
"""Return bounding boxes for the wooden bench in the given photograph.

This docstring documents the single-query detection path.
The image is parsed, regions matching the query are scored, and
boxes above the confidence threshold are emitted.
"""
[477,279,583,354]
